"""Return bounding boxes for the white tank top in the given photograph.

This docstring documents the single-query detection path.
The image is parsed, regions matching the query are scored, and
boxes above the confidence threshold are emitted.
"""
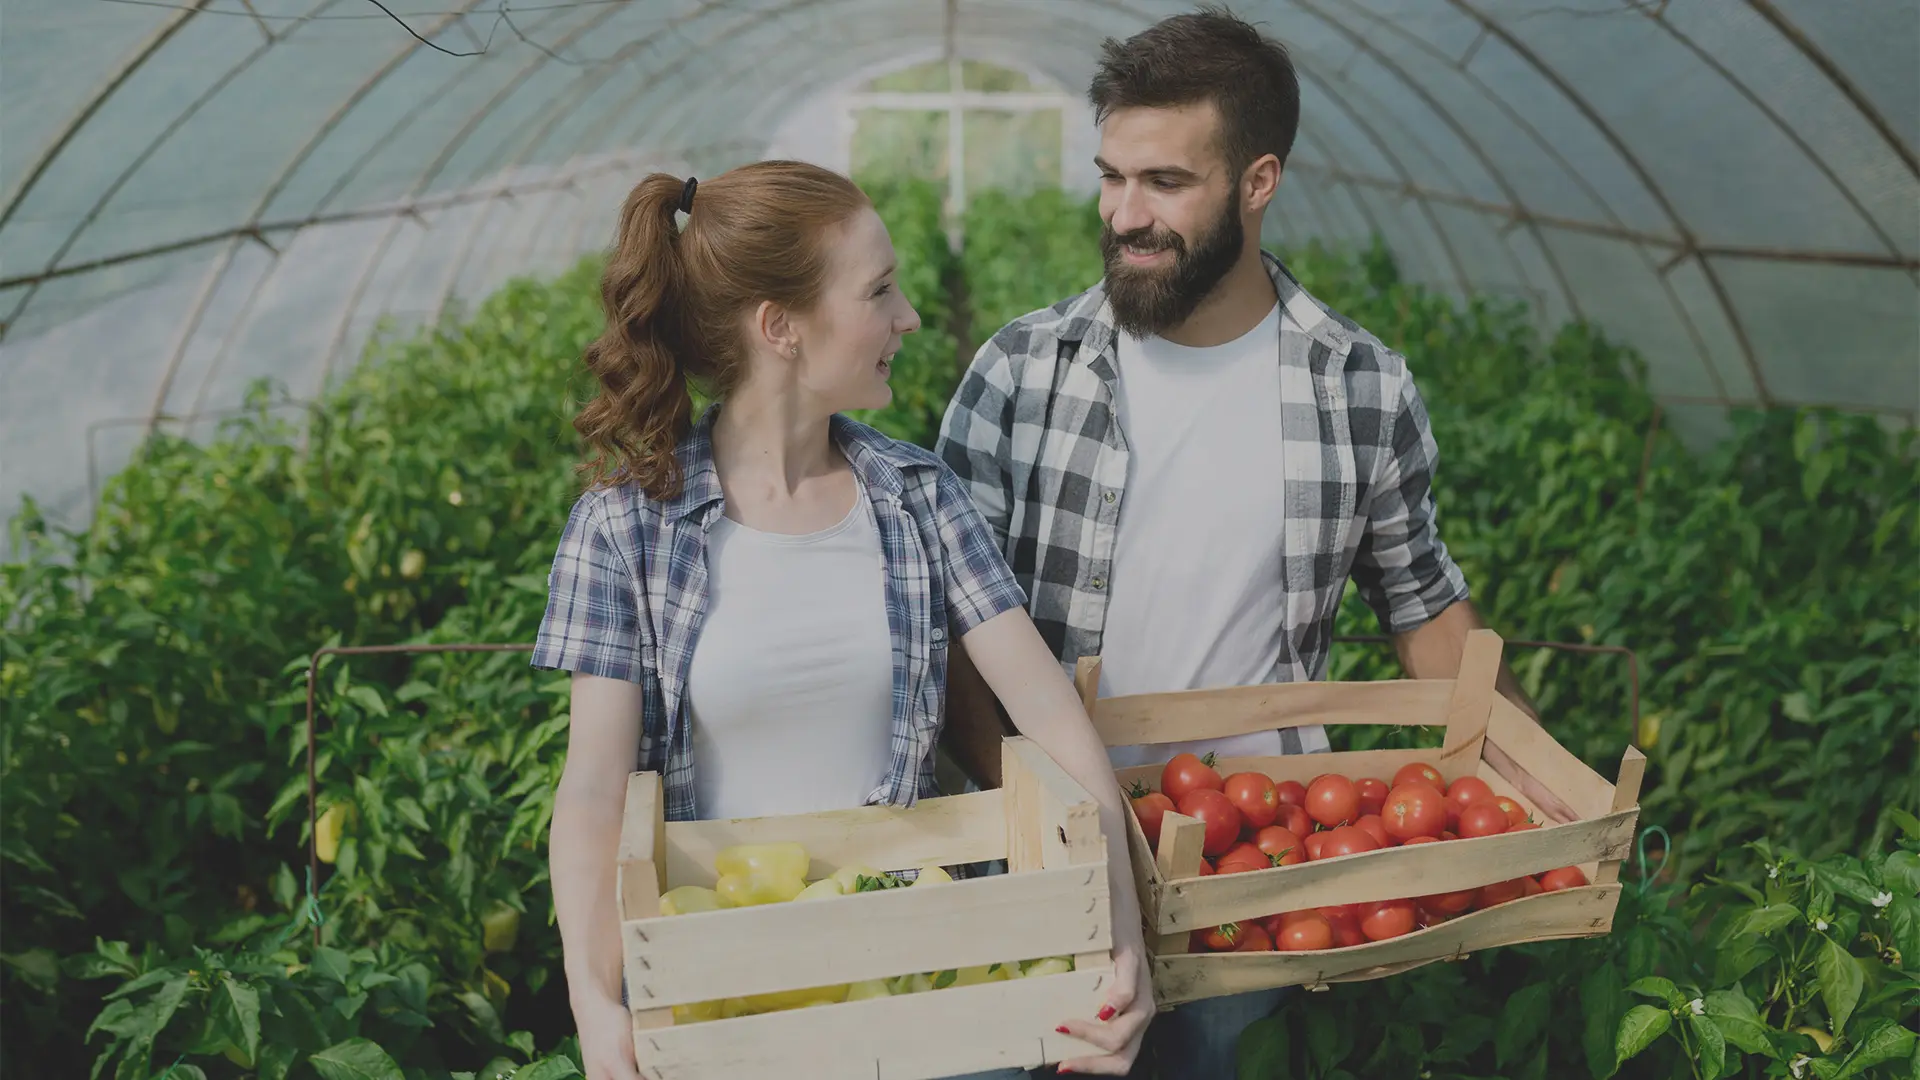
[686,484,897,821]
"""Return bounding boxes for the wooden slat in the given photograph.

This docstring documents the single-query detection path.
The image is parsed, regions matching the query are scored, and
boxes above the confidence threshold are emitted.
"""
[1473,760,1544,825]
[660,790,1008,888]
[622,865,1109,1008]
[619,773,673,1031]
[1086,679,1457,747]
[1152,809,1639,934]
[632,968,1113,1080]
[1595,746,1648,886]
[1002,736,1105,872]
[1150,884,1622,1005]
[1484,697,1617,822]
[1115,748,1448,793]
[1151,814,1207,954]
[1434,629,1500,783]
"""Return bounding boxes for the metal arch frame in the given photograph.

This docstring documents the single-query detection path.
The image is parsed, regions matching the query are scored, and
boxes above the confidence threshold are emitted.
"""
[1745,0,1919,180]
[2,0,345,338]
[0,0,216,232]
[1284,0,1579,321]
[1447,0,1775,407]
[1296,0,1734,405]
[159,0,498,434]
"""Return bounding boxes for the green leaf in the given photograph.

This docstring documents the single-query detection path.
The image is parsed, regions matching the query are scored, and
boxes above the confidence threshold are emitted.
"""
[1881,851,1920,895]
[1730,903,1801,939]
[1305,1007,1341,1074]
[1889,808,1920,840]
[1714,938,1775,986]
[1887,896,1920,969]
[1688,1014,1726,1079]
[1496,982,1551,1068]
[309,1038,405,1080]
[1835,1017,1917,1079]
[1236,1016,1290,1080]
[311,947,353,984]
[1627,976,1684,1008]
[344,685,388,718]
[1781,692,1813,723]
[1815,935,1864,1036]
[1816,864,1882,906]
[514,1060,585,1080]
[1703,989,1769,1056]
[212,975,261,1063]
[1615,1005,1672,1064]
[1582,963,1630,1079]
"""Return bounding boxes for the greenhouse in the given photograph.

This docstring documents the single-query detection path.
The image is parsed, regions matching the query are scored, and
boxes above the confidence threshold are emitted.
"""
[2,1,1915,1078]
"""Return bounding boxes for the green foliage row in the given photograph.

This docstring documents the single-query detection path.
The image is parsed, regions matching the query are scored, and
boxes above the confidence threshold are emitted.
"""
[3,180,1913,1078]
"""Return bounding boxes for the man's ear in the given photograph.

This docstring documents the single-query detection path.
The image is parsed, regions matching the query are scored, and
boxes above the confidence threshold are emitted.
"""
[1242,153,1283,215]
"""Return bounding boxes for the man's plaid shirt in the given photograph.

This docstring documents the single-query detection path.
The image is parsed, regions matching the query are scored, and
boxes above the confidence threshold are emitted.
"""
[935,251,1471,750]
[532,406,1028,821]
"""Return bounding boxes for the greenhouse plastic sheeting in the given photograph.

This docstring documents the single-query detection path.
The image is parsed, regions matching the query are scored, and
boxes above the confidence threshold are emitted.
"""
[2,0,1915,538]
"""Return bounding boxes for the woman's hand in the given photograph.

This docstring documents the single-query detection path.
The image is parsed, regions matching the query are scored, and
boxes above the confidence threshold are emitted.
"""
[575,991,643,1080]
[1054,937,1155,1075]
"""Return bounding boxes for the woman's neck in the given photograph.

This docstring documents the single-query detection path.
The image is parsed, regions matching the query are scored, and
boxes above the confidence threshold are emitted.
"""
[709,389,842,500]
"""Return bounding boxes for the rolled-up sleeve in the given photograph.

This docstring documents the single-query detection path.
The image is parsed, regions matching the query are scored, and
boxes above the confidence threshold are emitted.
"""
[1350,369,1472,635]
[931,466,1028,636]
[531,492,647,684]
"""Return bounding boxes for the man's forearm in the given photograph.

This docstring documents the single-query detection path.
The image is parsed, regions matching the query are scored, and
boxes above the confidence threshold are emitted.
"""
[941,636,1016,789]
[1391,600,1540,720]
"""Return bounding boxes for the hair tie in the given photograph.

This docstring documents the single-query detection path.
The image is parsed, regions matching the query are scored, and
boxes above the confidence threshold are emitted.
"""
[679,176,698,214]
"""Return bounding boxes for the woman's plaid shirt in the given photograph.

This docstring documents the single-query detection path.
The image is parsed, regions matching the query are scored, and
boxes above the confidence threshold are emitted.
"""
[934,251,1472,717]
[531,406,1028,821]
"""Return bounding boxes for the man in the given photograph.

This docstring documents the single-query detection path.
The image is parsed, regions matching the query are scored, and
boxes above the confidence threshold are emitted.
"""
[934,7,1573,1077]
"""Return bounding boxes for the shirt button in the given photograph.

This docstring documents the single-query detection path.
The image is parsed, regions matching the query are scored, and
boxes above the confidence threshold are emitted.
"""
[1091,576,1105,590]
[1103,490,1116,504]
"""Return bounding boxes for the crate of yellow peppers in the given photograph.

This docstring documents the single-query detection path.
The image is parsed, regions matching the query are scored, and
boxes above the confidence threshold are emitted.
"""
[617,737,1117,1080]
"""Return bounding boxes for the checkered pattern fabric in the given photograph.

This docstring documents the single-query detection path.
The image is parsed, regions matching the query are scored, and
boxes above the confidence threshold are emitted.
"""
[532,405,1028,822]
[935,251,1471,736]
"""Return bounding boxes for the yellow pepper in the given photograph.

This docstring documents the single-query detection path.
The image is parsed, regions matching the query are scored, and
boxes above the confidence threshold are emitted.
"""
[715,870,806,907]
[952,963,1012,987]
[658,885,726,915]
[844,978,893,1001]
[672,999,725,1025]
[315,804,347,865]
[794,878,844,901]
[912,864,953,886]
[739,982,849,1014]
[714,842,810,882]
[830,863,885,891]
[1019,957,1075,979]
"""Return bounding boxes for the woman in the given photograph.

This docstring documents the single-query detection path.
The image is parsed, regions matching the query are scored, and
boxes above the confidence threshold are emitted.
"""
[533,160,1154,1080]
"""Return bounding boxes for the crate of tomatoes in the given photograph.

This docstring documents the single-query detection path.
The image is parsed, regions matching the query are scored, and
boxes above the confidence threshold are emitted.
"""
[1078,629,1645,1006]
[615,736,1117,1079]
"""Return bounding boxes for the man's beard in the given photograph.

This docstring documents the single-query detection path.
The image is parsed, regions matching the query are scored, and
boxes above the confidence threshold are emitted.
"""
[1099,190,1245,339]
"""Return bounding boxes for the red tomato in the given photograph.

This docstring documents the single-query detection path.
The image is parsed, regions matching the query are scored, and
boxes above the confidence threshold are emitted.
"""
[1162,752,1222,804]
[1277,914,1333,952]
[1392,762,1444,791]
[1306,775,1360,828]
[1194,858,1216,877]
[1522,875,1546,897]
[1400,835,1441,846]
[1381,783,1448,841]
[1319,825,1382,859]
[1252,826,1306,866]
[1233,923,1274,952]
[1440,831,1459,842]
[1491,795,1531,827]
[1304,831,1330,861]
[1274,780,1308,809]
[1216,841,1272,875]
[1355,777,1389,817]
[1354,814,1393,849]
[1539,866,1589,892]
[1202,923,1243,951]
[1456,803,1510,839]
[1508,820,1541,833]
[1419,886,1477,916]
[1128,783,1175,848]
[1359,899,1417,941]
[1331,918,1369,947]
[1222,772,1279,831]
[1444,777,1498,822]
[1275,803,1314,839]
[1176,788,1243,856]
[1478,877,1528,908]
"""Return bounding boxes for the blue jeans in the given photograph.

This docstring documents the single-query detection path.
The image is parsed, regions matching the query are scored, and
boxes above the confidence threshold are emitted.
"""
[1141,987,1293,1080]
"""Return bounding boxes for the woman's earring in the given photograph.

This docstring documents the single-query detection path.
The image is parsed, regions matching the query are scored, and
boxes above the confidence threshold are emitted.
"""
[789,345,799,357]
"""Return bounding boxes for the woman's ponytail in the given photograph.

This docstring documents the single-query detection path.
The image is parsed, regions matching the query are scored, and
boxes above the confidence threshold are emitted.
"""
[575,173,695,500]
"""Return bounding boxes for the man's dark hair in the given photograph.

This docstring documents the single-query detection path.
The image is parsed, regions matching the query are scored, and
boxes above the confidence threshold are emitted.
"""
[1087,5,1301,178]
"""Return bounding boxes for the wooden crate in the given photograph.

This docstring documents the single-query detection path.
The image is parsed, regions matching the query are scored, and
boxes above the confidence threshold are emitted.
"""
[1075,629,1645,1007]
[616,736,1117,1079]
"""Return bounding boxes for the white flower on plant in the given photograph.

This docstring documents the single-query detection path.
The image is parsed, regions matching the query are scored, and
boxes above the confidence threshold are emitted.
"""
[1814,917,1829,932]
[1790,1053,1810,1078]
[1687,998,1705,1016]
[1872,890,1892,909]
[1769,865,1780,880]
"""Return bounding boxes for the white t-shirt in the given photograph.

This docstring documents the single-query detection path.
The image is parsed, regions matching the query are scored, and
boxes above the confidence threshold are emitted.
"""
[686,485,896,820]
[1100,301,1330,769]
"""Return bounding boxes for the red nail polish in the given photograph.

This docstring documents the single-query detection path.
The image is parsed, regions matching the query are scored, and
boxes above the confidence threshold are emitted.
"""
[1097,1004,1116,1021]
[1056,1025,1070,1034]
